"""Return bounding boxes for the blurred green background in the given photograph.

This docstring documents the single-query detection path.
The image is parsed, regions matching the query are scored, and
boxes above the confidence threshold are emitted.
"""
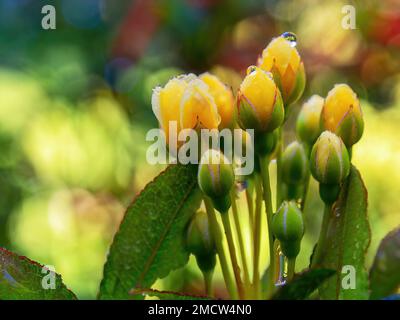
[0,0,399,298]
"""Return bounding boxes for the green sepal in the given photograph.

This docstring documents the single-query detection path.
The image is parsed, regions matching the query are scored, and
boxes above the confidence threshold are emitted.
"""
[319,183,340,205]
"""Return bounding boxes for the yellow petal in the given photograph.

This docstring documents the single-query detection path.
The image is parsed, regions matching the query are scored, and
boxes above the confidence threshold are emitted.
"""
[323,84,361,131]
[259,36,301,81]
[239,67,277,124]
[152,74,196,141]
[200,73,234,129]
[180,78,221,130]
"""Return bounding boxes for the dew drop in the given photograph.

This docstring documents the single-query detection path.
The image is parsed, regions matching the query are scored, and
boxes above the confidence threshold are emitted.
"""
[265,71,274,80]
[281,31,297,47]
[246,65,257,75]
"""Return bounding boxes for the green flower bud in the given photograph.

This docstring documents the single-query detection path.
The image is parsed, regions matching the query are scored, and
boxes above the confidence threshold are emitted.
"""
[321,84,364,147]
[282,141,308,185]
[237,66,284,133]
[271,201,304,258]
[296,95,324,145]
[186,211,216,272]
[310,131,350,185]
[198,149,234,212]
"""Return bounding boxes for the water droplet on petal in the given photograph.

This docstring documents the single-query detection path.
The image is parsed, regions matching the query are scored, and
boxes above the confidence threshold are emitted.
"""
[281,32,297,47]
[246,65,257,75]
[265,71,274,80]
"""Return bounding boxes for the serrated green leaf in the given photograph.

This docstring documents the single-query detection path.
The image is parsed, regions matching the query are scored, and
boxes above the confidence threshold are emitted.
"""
[0,248,77,300]
[99,164,202,299]
[317,166,371,299]
[272,269,335,300]
[129,288,211,300]
[369,227,400,300]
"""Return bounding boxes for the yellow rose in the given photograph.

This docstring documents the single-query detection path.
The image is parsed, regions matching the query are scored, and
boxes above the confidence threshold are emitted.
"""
[200,73,235,129]
[236,66,284,133]
[321,84,364,147]
[152,74,221,145]
[258,33,306,107]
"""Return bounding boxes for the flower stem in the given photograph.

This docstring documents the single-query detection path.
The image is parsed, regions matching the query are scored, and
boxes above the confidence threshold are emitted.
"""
[245,186,254,253]
[311,204,331,268]
[276,127,283,208]
[231,191,251,293]
[258,155,276,296]
[220,211,245,299]
[203,270,214,297]
[252,175,263,298]
[287,257,296,282]
[300,171,310,212]
[204,197,238,299]
[300,144,312,211]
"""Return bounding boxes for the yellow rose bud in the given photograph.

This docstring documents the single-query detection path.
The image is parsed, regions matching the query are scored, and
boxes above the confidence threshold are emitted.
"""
[152,74,221,145]
[321,84,364,147]
[237,66,284,133]
[258,32,306,107]
[200,73,235,129]
[310,131,350,186]
[296,95,324,145]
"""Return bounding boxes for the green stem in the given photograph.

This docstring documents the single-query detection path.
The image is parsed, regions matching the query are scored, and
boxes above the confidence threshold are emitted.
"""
[231,192,251,292]
[287,257,296,282]
[252,175,263,299]
[300,171,310,212]
[204,198,238,299]
[220,211,245,299]
[203,270,214,297]
[258,155,276,297]
[276,127,283,209]
[245,187,254,250]
[300,144,312,212]
[311,204,331,268]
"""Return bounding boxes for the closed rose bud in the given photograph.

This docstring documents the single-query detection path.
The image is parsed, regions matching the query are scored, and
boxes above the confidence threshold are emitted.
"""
[186,210,216,272]
[310,131,350,185]
[282,141,308,185]
[198,149,234,212]
[321,84,364,147]
[258,32,306,107]
[237,66,284,134]
[200,73,235,130]
[296,95,324,145]
[152,74,221,146]
[271,201,304,258]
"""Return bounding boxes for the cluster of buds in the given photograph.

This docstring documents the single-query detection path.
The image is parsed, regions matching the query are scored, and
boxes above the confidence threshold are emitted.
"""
[150,31,365,295]
[296,83,363,204]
